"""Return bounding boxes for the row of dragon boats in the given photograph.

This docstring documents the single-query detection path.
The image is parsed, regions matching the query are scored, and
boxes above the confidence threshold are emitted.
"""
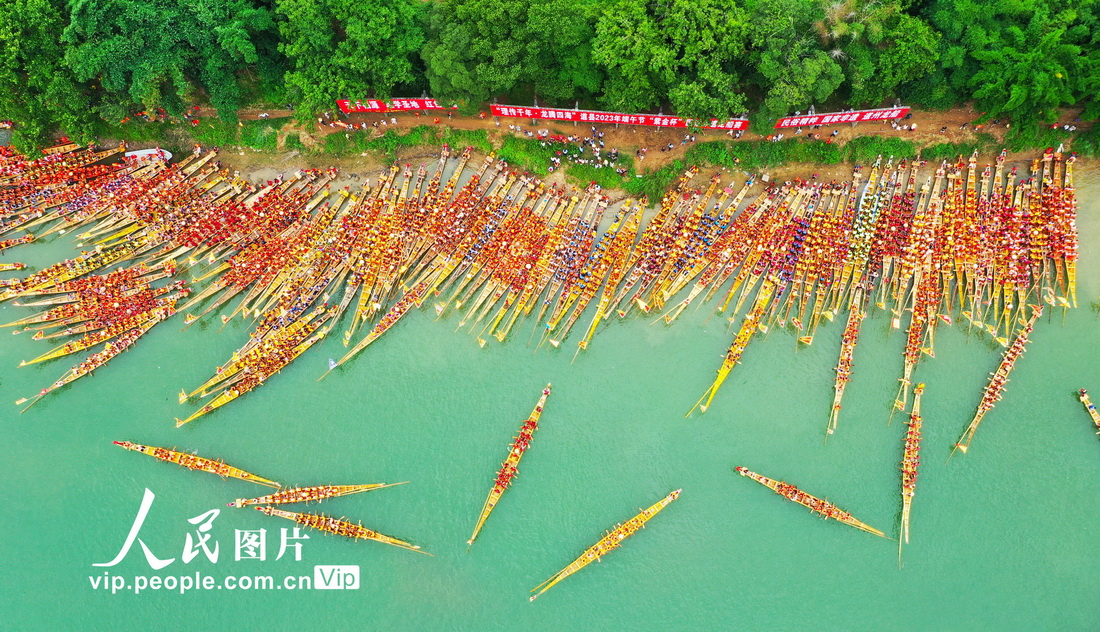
[0,143,1081,446]
[1,138,1091,598]
[111,439,427,554]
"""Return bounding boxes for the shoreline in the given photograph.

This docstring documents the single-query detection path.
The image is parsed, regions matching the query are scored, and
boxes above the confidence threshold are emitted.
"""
[209,142,1089,207]
[92,103,1088,199]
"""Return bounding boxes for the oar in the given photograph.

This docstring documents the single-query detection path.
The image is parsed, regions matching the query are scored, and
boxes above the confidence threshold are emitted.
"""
[18,393,46,414]
[888,376,909,426]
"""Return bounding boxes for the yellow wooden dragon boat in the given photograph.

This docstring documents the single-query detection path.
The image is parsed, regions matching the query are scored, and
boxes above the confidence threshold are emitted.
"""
[230,482,405,508]
[953,305,1041,455]
[688,279,774,415]
[825,287,865,439]
[112,440,280,487]
[529,489,680,601]
[255,506,429,554]
[468,384,551,547]
[736,466,884,537]
[899,383,924,565]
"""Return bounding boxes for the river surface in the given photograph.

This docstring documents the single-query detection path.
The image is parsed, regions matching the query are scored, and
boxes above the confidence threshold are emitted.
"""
[2,156,1098,631]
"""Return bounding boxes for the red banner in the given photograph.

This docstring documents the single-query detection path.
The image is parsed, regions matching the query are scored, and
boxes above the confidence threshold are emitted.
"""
[489,104,748,131]
[336,98,457,114]
[774,107,910,129]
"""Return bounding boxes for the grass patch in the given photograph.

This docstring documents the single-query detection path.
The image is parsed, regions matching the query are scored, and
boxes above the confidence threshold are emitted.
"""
[189,119,240,148]
[98,120,171,145]
[496,136,555,174]
[158,117,291,151]
[321,125,448,159]
[284,133,305,152]
[565,161,632,191]
[1071,126,1100,157]
[685,139,846,171]
[322,132,351,155]
[497,134,636,191]
[684,141,741,168]
[843,136,918,163]
[682,136,969,171]
[92,118,190,155]
[317,125,454,159]
[1005,123,1072,152]
[919,141,978,161]
[440,128,492,154]
[240,119,279,151]
[624,160,684,202]
[239,120,280,151]
[973,132,998,149]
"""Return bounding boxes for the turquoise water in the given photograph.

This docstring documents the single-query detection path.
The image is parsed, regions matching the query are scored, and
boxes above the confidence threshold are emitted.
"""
[3,160,1099,631]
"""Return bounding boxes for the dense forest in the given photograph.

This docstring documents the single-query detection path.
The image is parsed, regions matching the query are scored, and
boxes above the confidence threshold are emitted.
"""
[1,0,1096,151]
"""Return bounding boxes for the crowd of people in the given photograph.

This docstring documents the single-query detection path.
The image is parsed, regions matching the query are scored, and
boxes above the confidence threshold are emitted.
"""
[0,139,1078,430]
[521,126,630,177]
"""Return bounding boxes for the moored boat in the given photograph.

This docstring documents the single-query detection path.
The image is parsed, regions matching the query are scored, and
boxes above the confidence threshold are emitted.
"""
[0,148,1080,437]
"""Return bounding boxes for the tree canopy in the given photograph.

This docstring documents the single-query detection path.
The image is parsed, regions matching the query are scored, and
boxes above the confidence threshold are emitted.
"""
[0,0,1096,148]
[593,0,749,119]
[422,0,603,106]
[64,0,279,121]
[813,0,941,105]
[923,0,1096,124]
[745,0,844,123]
[0,0,94,152]
[278,0,426,115]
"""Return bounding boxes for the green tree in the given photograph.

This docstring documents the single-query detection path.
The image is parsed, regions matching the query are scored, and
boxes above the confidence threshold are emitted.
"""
[0,0,94,152]
[747,0,844,123]
[422,0,602,106]
[1071,5,1100,120]
[920,0,1096,124]
[64,0,278,121]
[277,0,426,115]
[421,0,526,104]
[525,0,604,103]
[968,7,1079,123]
[593,0,749,119]
[811,0,940,105]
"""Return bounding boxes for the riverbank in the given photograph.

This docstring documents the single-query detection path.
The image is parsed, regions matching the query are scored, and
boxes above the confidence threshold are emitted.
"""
[98,105,1092,202]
